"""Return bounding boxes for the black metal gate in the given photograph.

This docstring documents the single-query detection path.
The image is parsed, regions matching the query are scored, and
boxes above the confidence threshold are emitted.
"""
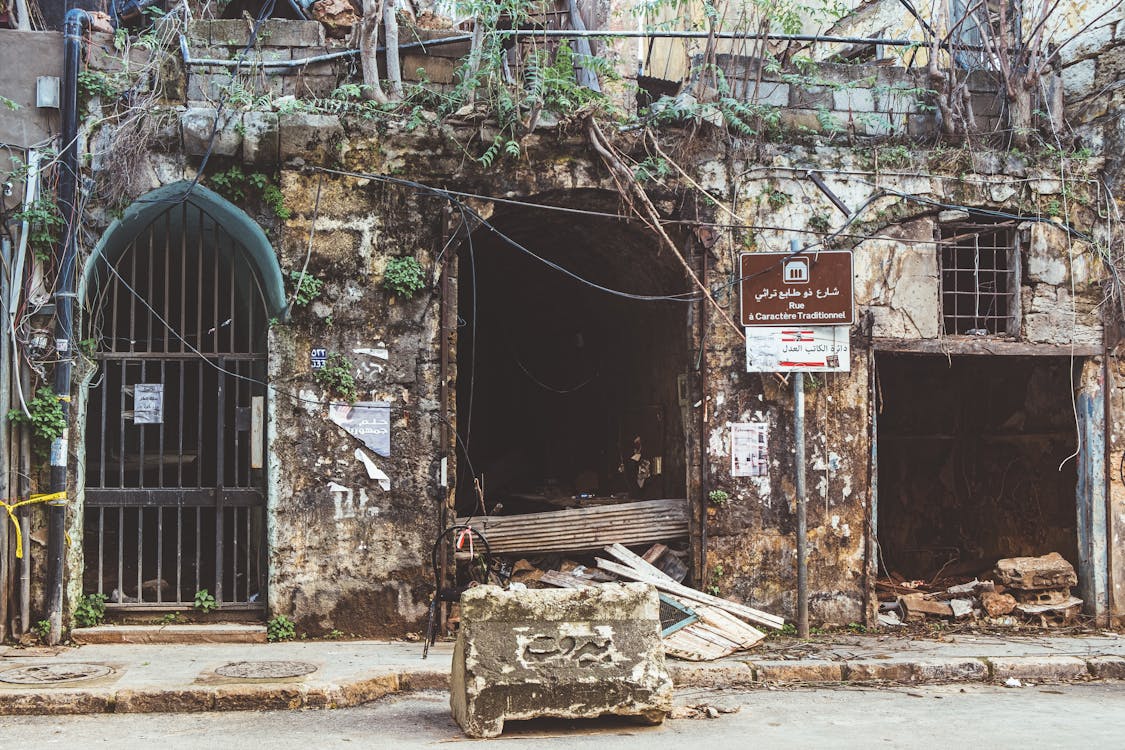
[83,202,268,611]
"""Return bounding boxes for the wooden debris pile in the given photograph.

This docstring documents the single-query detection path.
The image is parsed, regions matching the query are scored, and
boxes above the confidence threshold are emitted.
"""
[878,552,1082,627]
[520,543,784,661]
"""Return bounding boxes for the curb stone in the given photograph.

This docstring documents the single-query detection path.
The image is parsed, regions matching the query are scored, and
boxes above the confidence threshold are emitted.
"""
[987,656,1090,682]
[0,656,1121,715]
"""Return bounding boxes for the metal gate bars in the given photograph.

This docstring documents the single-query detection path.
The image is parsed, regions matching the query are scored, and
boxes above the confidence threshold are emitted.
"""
[82,201,268,611]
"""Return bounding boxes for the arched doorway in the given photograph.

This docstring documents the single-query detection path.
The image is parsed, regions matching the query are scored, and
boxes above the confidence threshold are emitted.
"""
[81,183,285,612]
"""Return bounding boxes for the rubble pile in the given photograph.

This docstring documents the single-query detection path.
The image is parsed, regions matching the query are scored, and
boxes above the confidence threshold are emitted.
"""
[466,543,785,661]
[878,552,1083,627]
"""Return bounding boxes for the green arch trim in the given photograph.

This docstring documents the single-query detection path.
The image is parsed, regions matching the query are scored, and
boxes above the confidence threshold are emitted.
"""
[81,181,289,320]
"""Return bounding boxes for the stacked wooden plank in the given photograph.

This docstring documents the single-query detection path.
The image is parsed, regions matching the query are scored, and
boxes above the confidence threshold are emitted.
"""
[590,543,784,661]
[455,499,688,555]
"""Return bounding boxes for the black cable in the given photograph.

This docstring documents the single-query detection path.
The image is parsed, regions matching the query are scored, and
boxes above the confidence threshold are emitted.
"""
[459,203,477,454]
[314,166,701,303]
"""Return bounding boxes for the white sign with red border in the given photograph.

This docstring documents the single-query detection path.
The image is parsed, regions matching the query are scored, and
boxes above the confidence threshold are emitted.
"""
[744,326,851,373]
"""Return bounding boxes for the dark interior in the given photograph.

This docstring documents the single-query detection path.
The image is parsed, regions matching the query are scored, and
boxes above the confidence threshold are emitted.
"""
[455,192,692,517]
[876,353,1080,581]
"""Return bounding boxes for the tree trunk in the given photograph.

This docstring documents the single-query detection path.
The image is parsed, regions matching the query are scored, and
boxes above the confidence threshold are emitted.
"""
[1007,82,1033,149]
[360,0,389,103]
[384,0,404,100]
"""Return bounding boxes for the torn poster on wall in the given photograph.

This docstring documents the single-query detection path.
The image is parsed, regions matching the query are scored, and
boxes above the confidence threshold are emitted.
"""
[731,422,768,478]
[329,401,391,456]
[744,326,851,373]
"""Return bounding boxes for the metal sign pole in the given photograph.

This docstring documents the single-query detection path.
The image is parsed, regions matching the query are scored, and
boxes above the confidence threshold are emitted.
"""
[791,239,809,638]
[795,369,808,638]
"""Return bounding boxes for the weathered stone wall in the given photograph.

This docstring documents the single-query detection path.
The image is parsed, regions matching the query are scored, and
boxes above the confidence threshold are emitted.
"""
[47,17,1118,631]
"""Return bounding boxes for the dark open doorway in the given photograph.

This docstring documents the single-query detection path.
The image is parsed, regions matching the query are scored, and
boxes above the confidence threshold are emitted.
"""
[875,354,1080,582]
[454,193,693,519]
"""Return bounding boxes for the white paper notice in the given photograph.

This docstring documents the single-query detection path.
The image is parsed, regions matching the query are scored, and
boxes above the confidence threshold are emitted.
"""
[731,422,768,478]
[745,326,851,373]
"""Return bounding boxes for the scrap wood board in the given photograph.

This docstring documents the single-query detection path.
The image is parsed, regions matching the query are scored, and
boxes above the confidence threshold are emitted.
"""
[598,543,785,630]
[455,499,688,554]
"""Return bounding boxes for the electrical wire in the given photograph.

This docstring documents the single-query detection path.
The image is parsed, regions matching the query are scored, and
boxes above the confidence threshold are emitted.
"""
[314,166,702,303]
[90,250,483,481]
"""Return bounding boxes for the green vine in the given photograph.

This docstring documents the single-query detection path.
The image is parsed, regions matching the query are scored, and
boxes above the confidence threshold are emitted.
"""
[383,256,426,299]
[208,167,290,220]
[12,198,63,262]
[314,353,358,403]
[287,270,324,308]
[7,388,67,459]
[74,593,108,628]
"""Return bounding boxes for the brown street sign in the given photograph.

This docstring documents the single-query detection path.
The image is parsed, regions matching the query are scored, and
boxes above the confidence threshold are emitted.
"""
[739,250,854,327]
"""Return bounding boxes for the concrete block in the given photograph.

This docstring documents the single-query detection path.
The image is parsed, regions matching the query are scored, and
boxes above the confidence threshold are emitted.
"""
[258,20,325,48]
[278,112,344,163]
[213,685,303,711]
[1062,58,1097,99]
[995,553,1077,591]
[180,107,243,157]
[845,658,915,682]
[282,74,339,99]
[908,113,938,138]
[0,689,113,715]
[876,89,920,114]
[778,108,824,133]
[208,20,253,46]
[988,656,1089,682]
[1087,655,1125,679]
[753,659,845,683]
[71,624,267,644]
[403,54,460,84]
[185,19,211,46]
[756,82,790,108]
[668,661,755,688]
[789,85,832,109]
[833,87,875,112]
[242,110,280,165]
[910,657,988,683]
[114,688,216,713]
[450,583,672,739]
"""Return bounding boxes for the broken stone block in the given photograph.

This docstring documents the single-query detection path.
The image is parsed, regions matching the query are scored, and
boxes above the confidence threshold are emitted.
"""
[181,107,242,157]
[981,591,1018,617]
[994,553,1077,591]
[1012,588,1073,606]
[450,583,672,739]
[899,593,954,620]
[949,598,974,619]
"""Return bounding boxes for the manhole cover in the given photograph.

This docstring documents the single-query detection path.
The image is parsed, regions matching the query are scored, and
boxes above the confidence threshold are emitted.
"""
[215,660,318,679]
[0,663,114,684]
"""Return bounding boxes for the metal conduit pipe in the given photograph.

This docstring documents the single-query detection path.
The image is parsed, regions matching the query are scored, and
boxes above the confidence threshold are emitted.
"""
[179,29,943,69]
[46,7,91,644]
[0,236,11,642]
[18,360,31,636]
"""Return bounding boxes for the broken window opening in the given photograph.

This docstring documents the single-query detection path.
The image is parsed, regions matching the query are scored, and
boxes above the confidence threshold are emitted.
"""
[875,353,1079,590]
[939,216,1020,336]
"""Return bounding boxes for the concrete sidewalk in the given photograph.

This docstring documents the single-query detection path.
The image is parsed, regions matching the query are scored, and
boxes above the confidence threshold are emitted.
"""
[0,631,1122,715]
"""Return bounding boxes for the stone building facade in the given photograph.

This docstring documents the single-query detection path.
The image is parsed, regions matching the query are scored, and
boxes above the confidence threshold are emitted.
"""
[0,1,1123,638]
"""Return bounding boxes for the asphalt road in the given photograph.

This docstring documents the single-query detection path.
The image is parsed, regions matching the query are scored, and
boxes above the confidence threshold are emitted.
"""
[6,683,1123,748]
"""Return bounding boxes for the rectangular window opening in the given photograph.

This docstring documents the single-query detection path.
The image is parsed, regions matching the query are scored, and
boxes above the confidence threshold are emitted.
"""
[939,218,1019,336]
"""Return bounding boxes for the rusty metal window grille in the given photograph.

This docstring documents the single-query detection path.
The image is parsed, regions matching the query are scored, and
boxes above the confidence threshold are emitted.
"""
[939,219,1020,336]
[82,201,268,610]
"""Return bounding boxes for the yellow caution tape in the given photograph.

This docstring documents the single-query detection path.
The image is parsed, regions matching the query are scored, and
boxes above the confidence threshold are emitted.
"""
[0,492,68,559]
